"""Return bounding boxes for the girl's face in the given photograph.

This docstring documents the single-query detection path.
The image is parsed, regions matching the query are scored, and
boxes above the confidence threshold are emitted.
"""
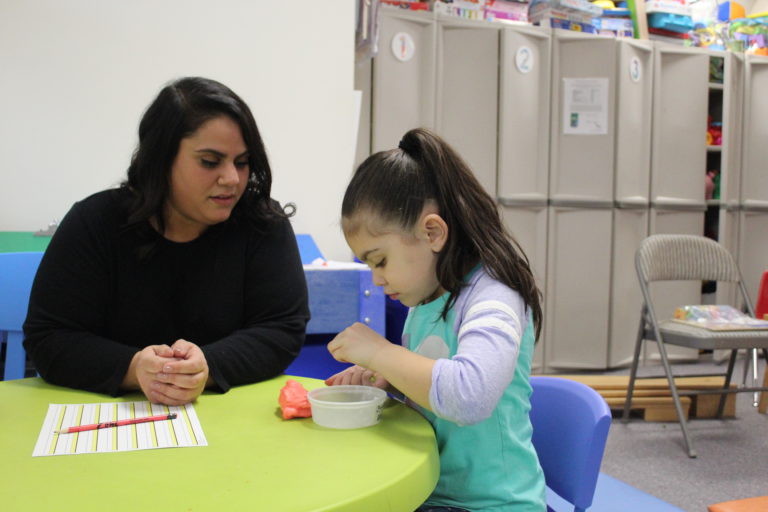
[344,211,447,307]
[163,116,249,242]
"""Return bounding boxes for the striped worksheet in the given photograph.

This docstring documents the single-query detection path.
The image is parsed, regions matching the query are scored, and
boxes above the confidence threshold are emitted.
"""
[32,402,207,456]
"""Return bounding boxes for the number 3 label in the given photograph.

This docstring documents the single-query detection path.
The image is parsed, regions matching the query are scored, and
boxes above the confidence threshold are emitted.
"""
[629,56,642,83]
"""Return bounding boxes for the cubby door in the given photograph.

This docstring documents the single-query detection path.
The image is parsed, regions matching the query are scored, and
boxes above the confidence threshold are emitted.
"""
[615,39,653,205]
[716,206,741,307]
[741,55,768,204]
[544,206,612,370]
[372,9,436,152]
[435,16,500,196]
[550,31,617,203]
[498,25,551,204]
[739,208,768,304]
[650,45,708,205]
[609,207,649,368]
[720,52,745,205]
[502,204,548,372]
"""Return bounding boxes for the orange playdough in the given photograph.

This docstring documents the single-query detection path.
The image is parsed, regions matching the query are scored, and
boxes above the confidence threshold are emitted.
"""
[279,379,312,419]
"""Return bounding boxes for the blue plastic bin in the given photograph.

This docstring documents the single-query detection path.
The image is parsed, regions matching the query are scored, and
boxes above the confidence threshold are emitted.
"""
[647,12,693,33]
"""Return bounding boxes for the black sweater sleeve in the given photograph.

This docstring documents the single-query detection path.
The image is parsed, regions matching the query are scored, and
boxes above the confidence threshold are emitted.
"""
[202,215,309,392]
[23,195,138,394]
[24,191,310,396]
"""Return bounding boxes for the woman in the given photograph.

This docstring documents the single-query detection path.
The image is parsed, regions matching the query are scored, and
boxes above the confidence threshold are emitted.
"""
[23,77,309,405]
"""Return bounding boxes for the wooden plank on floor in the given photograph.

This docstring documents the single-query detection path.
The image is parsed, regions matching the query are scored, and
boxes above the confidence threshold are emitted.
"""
[606,396,691,422]
[544,374,738,419]
[545,374,731,390]
[694,393,737,418]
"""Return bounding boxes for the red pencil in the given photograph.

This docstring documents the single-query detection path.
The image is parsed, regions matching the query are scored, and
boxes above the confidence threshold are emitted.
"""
[55,413,177,434]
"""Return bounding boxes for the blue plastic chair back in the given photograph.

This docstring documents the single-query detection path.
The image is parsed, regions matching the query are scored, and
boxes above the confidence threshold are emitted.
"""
[529,376,612,512]
[295,234,324,265]
[0,251,44,380]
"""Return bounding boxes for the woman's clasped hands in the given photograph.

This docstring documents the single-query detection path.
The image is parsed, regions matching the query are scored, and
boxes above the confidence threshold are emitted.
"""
[127,339,211,405]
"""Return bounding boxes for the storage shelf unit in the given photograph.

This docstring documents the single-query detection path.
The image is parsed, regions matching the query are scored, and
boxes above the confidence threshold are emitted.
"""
[739,55,768,304]
[356,8,762,370]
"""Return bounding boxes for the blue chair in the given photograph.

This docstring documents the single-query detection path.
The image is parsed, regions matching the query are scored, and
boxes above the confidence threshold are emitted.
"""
[285,235,385,379]
[529,376,612,512]
[0,251,44,380]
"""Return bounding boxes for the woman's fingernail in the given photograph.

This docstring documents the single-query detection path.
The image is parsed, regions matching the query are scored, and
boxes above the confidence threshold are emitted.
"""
[164,366,172,372]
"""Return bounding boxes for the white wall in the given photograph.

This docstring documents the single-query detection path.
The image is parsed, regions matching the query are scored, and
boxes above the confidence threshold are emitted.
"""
[748,0,768,13]
[0,0,356,261]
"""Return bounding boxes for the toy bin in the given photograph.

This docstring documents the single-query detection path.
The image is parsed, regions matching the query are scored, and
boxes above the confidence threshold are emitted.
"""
[647,12,693,32]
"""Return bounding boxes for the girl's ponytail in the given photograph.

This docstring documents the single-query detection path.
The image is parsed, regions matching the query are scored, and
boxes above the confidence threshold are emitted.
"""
[343,128,542,339]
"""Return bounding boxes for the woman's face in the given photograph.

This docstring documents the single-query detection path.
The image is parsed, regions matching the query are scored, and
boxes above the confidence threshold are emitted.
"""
[164,116,249,242]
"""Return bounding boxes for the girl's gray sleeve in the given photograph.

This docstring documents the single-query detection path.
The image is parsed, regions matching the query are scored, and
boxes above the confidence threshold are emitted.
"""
[428,279,527,425]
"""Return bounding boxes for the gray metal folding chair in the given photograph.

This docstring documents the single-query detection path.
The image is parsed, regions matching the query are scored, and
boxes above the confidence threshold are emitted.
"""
[622,234,768,458]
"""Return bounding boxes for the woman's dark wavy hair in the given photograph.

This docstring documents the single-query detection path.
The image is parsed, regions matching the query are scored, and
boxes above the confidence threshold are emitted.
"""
[342,128,543,339]
[122,76,290,237]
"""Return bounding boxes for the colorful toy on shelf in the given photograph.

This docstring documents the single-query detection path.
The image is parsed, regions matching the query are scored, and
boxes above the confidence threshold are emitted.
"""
[689,16,768,53]
[705,169,718,200]
[434,0,487,19]
[673,305,768,330]
[688,20,736,50]
[593,0,615,9]
[729,17,768,54]
[595,3,635,37]
[485,0,529,21]
[529,0,603,32]
[709,56,724,82]
[717,0,745,22]
[707,116,722,146]
[382,0,431,10]
[645,0,694,33]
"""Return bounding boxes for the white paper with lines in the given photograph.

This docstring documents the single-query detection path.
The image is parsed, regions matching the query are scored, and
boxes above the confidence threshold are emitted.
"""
[33,401,207,456]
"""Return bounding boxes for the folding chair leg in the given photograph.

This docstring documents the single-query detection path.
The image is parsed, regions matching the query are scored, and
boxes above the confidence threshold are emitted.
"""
[751,348,760,407]
[759,349,768,415]
[622,311,646,423]
[656,338,697,458]
[716,349,738,418]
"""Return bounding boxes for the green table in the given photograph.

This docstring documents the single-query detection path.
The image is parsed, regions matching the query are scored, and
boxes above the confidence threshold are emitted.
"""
[0,376,439,511]
[0,231,50,253]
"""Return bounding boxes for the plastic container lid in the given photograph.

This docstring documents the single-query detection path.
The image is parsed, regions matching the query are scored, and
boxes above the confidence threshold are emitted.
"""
[308,385,387,429]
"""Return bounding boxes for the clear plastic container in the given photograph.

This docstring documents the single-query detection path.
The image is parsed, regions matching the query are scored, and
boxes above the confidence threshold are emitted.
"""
[308,385,387,429]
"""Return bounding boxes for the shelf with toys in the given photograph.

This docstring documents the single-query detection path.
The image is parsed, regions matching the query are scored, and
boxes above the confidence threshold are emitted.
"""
[356,0,768,370]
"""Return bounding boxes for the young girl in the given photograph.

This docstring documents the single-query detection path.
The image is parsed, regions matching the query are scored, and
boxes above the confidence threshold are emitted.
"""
[325,128,546,512]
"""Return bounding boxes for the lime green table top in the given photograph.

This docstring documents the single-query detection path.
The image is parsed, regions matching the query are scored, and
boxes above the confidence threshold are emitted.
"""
[0,231,51,253]
[0,376,439,512]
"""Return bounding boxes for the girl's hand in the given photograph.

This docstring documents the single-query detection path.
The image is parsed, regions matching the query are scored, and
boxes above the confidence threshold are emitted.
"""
[327,322,392,369]
[329,323,436,411]
[325,365,389,389]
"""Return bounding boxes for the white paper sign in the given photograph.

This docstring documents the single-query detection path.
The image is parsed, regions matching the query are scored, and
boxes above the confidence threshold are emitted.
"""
[562,78,609,135]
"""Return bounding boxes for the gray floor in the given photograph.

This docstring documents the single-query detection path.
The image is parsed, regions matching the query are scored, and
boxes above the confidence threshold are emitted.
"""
[595,357,768,512]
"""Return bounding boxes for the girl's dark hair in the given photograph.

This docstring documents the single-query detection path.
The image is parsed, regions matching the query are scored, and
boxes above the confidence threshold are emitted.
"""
[342,128,543,339]
[122,76,290,237]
